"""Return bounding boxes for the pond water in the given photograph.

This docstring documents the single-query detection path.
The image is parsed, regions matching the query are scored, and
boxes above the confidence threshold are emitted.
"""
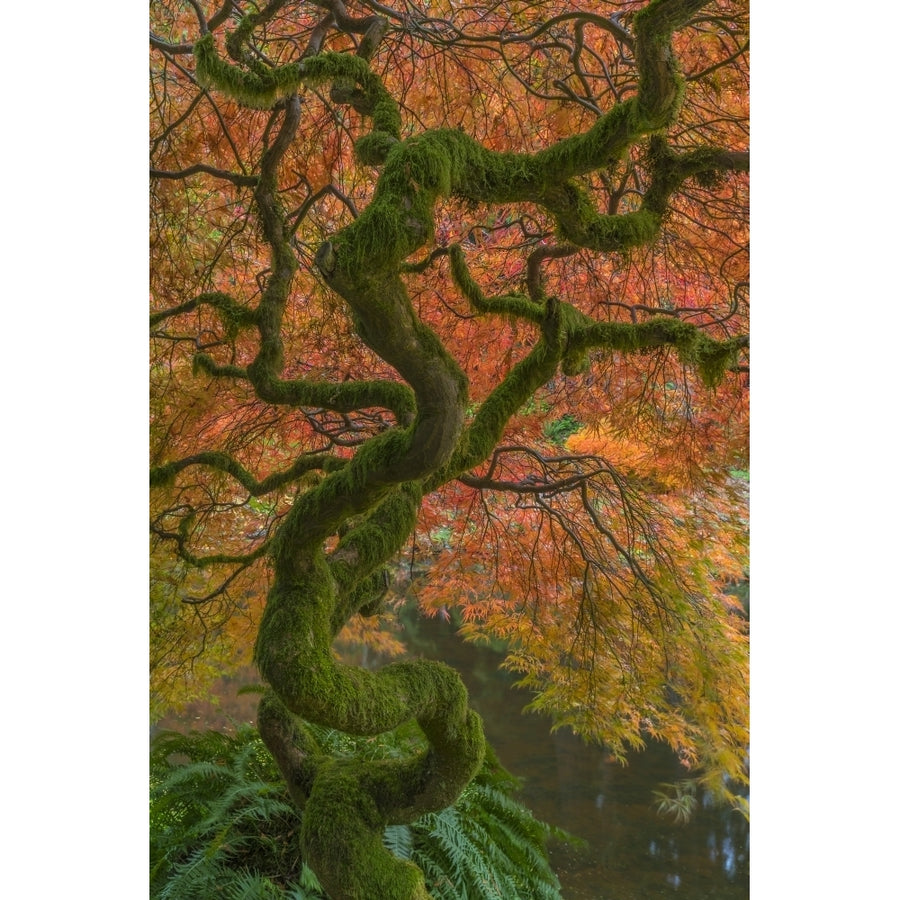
[157,613,748,900]
[400,615,749,900]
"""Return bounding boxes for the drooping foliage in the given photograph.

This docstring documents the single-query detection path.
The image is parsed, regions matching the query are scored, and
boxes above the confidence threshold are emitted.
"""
[150,1,748,896]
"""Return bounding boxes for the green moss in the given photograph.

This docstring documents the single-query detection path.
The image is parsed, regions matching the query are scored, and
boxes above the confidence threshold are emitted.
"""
[631,0,702,129]
[254,553,485,898]
[567,317,745,389]
[194,33,302,109]
[333,198,417,275]
[246,374,416,423]
[569,206,661,251]
[448,243,543,322]
[695,337,744,388]
[355,132,399,167]
[330,485,422,592]
[535,99,638,179]
[149,462,177,489]
[437,340,560,485]
[223,14,258,62]
[303,761,432,899]
[562,348,590,376]
[188,9,747,896]
[192,352,248,380]
[257,691,323,809]
[212,295,258,339]
[352,570,391,617]
[298,53,401,139]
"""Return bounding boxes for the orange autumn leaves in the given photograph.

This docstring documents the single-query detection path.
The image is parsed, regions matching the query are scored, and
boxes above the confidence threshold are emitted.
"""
[412,417,747,803]
[150,0,749,802]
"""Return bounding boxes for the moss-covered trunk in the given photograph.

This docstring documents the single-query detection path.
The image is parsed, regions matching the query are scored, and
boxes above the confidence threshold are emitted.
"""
[256,565,485,898]
[152,3,748,896]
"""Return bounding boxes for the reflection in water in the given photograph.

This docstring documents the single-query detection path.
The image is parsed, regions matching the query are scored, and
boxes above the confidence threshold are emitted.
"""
[156,613,748,900]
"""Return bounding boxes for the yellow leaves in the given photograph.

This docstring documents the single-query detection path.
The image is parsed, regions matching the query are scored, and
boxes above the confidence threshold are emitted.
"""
[567,419,675,487]
[334,614,407,663]
[149,0,750,824]
[410,431,748,803]
[150,546,263,721]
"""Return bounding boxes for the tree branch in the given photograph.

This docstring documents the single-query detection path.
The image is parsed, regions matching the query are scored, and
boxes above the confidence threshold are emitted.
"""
[150,450,344,494]
[150,164,258,186]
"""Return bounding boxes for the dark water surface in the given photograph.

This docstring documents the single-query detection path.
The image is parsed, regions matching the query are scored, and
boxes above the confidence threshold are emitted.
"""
[157,614,748,899]
[402,616,749,900]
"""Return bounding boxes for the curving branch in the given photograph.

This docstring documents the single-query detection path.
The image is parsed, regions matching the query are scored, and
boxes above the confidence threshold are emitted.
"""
[150,520,272,569]
[526,242,580,302]
[150,2,749,896]
[150,164,258,186]
[150,449,343,494]
[447,243,545,323]
[208,0,236,32]
[150,290,256,330]
[310,0,388,59]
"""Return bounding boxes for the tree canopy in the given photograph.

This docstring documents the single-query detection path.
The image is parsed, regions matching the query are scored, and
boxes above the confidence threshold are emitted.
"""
[150,1,748,896]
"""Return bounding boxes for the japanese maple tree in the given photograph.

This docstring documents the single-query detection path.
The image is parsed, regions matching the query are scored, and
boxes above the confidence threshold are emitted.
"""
[150,1,748,896]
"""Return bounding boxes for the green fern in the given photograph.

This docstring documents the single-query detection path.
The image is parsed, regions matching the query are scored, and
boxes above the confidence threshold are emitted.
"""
[383,824,415,861]
[151,726,314,900]
[411,772,570,900]
[221,870,286,900]
[151,724,570,900]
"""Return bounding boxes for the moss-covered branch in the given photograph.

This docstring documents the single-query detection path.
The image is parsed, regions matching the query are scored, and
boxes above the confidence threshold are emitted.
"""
[246,370,417,423]
[192,0,727,262]
[327,483,423,622]
[571,316,749,388]
[447,243,544,323]
[195,32,302,109]
[254,555,485,898]
[192,354,249,380]
[223,0,293,62]
[167,4,747,898]
[544,137,750,251]
[425,298,576,490]
[258,684,482,899]
[633,0,708,125]
[150,290,256,331]
[427,301,747,495]
[246,95,302,383]
[149,450,344,494]
[150,521,272,569]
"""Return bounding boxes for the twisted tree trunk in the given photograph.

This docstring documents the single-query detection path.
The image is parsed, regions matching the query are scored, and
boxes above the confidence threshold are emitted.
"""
[153,2,747,896]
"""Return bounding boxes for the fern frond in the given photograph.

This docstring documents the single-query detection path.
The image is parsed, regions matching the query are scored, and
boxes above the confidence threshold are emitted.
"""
[384,824,415,860]
[222,870,285,900]
[296,862,325,894]
[416,854,465,900]
[157,848,230,900]
[151,725,566,900]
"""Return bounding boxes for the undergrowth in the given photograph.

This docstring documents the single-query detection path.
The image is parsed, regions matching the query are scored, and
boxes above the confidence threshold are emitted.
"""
[150,722,573,899]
